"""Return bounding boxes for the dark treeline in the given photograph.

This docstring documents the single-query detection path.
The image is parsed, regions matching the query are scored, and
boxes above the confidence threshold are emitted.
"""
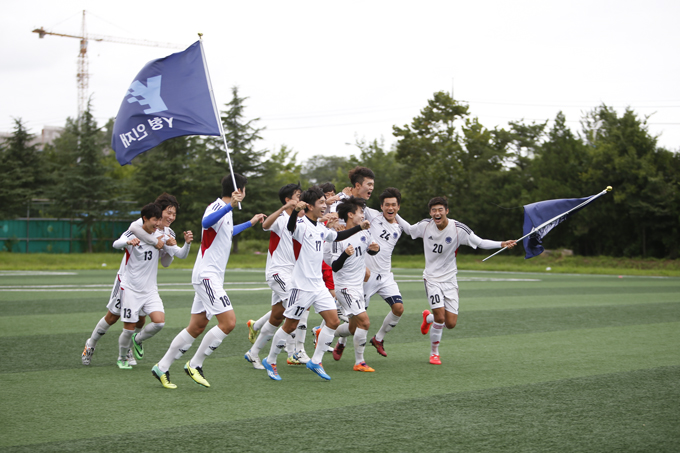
[1,90,678,258]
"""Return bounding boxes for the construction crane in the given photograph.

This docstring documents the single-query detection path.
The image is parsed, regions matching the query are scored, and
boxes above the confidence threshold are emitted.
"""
[33,10,182,120]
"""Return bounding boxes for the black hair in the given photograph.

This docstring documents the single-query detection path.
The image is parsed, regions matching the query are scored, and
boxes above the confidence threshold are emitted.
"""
[319,182,336,194]
[155,193,179,213]
[141,202,162,220]
[221,173,248,197]
[379,187,402,206]
[336,197,366,222]
[348,166,375,187]
[300,186,325,212]
[278,183,302,205]
[428,196,448,211]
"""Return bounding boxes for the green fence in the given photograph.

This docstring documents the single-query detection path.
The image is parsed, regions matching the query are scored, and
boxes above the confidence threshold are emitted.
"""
[0,218,133,253]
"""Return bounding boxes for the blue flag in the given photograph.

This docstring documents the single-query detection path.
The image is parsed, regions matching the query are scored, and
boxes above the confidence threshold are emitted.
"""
[522,195,597,259]
[112,41,221,165]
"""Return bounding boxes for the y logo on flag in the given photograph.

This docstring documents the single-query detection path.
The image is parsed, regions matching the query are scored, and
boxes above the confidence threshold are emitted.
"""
[126,76,168,114]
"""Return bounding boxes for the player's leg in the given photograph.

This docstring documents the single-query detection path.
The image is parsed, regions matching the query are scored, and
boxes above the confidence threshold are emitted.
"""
[248,310,271,344]
[425,281,450,365]
[82,276,123,364]
[308,304,339,380]
[131,309,165,360]
[292,308,311,363]
[247,302,284,369]
[352,312,373,372]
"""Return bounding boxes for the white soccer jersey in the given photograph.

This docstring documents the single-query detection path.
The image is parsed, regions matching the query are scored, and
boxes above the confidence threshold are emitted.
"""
[291,215,338,291]
[264,212,296,278]
[410,218,482,283]
[192,198,234,285]
[117,229,167,293]
[363,207,404,275]
[324,229,373,289]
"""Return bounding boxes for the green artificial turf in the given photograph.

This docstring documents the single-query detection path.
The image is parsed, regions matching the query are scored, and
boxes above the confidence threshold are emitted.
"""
[0,269,678,452]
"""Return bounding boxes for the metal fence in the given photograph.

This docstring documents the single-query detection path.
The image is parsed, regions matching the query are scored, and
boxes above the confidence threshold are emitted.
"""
[0,218,132,253]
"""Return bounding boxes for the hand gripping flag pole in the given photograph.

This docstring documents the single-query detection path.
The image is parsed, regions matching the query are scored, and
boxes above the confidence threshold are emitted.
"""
[197,34,241,209]
[482,186,613,262]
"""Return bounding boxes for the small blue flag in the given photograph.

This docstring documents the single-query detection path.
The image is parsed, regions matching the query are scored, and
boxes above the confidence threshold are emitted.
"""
[522,195,596,259]
[112,41,221,165]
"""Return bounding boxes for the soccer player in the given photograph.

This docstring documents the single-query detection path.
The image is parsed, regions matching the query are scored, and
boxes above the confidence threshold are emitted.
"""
[152,174,265,389]
[408,197,516,365]
[333,167,375,215]
[261,186,370,381]
[114,203,173,370]
[324,197,379,372]
[81,193,192,366]
[244,183,309,370]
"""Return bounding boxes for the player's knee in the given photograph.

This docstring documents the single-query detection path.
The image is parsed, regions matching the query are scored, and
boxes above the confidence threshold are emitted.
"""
[326,318,340,330]
[445,320,457,329]
[392,303,404,316]
[218,319,235,335]
[105,312,119,325]
[188,325,206,337]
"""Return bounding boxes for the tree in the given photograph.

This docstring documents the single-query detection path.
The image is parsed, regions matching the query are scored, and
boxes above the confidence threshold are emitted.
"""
[0,119,49,219]
[301,155,351,186]
[48,106,117,252]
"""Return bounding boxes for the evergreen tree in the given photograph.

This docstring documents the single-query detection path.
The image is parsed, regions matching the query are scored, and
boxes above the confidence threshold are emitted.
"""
[0,119,48,219]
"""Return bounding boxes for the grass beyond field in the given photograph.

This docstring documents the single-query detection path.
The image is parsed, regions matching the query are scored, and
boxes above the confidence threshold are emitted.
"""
[1,268,679,452]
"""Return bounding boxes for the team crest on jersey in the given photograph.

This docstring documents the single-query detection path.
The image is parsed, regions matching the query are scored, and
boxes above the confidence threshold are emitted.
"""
[393,232,398,239]
[320,233,325,240]
[360,236,367,242]
[445,237,453,244]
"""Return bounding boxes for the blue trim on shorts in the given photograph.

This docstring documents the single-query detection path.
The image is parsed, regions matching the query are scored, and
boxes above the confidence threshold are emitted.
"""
[384,295,403,306]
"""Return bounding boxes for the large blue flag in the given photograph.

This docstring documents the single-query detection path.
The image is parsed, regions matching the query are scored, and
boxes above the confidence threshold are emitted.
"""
[112,41,221,165]
[522,195,597,259]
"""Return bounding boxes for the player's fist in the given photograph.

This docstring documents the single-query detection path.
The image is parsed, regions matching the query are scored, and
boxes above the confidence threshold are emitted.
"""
[502,239,517,249]
[184,231,193,244]
[231,190,245,207]
[345,245,355,256]
[368,241,379,252]
[251,213,266,224]
[285,198,298,210]
[155,238,164,249]
[166,236,177,247]
[360,220,370,230]
[294,200,308,212]
[128,238,141,246]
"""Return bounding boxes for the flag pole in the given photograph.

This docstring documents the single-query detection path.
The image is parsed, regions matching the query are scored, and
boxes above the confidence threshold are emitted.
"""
[482,186,612,262]
[198,33,241,209]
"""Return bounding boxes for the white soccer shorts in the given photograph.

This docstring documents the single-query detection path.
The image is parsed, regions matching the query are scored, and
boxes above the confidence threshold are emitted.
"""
[336,286,367,317]
[106,274,146,317]
[191,278,233,320]
[267,272,291,306]
[363,271,402,308]
[119,287,163,323]
[283,288,336,320]
[423,279,459,314]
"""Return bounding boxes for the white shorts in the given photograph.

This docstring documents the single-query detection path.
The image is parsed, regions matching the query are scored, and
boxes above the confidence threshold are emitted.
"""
[284,288,336,320]
[106,274,146,317]
[363,271,402,308]
[191,278,233,320]
[267,272,291,306]
[336,286,366,317]
[120,287,163,323]
[424,279,459,314]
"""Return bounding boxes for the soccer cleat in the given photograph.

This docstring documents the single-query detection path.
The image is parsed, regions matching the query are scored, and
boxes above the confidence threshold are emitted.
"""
[421,310,433,335]
[370,336,387,357]
[152,363,177,389]
[287,354,302,365]
[117,359,132,370]
[246,319,259,344]
[293,350,310,364]
[332,342,345,361]
[306,361,331,380]
[429,354,442,365]
[353,362,375,372]
[126,348,137,366]
[244,349,265,370]
[184,361,210,388]
[131,332,144,360]
[81,343,95,365]
[262,358,282,381]
[312,326,320,348]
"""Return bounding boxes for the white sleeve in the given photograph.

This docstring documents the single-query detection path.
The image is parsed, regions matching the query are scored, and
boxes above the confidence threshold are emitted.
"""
[324,227,338,243]
[409,220,430,239]
[112,231,132,250]
[173,242,191,259]
[476,237,503,250]
[395,214,413,236]
[323,241,334,266]
[364,206,378,222]
[129,220,157,246]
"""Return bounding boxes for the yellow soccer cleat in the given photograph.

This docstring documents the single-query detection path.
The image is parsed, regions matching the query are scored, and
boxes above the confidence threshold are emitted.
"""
[246,319,258,344]
[152,363,177,389]
[184,361,210,388]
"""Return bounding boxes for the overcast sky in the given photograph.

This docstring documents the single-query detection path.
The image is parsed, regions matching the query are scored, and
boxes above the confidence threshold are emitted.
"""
[2,0,678,164]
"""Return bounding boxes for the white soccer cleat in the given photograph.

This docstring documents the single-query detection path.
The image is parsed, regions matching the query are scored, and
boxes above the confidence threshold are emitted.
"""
[244,349,265,370]
[293,350,310,364]
[126,348,137,366]
[81,343,95,366]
